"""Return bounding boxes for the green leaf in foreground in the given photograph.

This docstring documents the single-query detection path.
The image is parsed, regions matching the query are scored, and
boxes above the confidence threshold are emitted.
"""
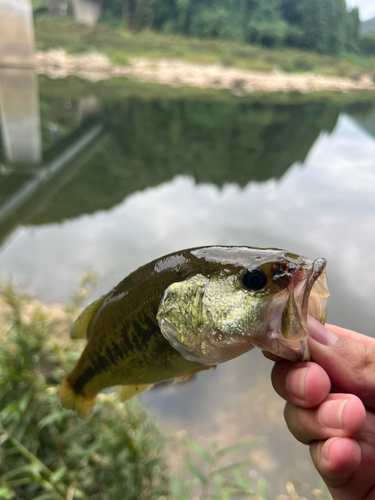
[216,439,262,458]
[184,439,213,463]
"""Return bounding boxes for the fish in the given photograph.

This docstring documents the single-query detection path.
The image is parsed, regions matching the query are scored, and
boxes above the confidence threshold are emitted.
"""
[59,246,329,419]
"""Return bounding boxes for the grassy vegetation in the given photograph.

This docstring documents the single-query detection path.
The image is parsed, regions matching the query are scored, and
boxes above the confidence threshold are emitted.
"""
[0,278,170,500]
[0,276,331,500]
[34,16,375,79]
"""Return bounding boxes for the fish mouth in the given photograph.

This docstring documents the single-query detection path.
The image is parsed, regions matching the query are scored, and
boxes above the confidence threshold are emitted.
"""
[257,258,328,362]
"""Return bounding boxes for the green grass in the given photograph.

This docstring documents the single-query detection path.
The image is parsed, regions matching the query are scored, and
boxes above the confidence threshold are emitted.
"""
[34,16,375,79]
[0,277,170,500]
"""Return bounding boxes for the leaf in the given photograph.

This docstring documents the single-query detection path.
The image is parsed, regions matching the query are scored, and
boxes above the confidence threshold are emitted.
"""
[210,460,254,478]
[18,392,32,413]
[0,432,9,445]
[38,411,65,430]
[32,493,59,500]
[184,439,213,463]
[70,489,85,499]
[50,466,67,484]
[3,465,35,480]
[257,479,267,499]
[0,486,15,499]
[212,482,258,499]
[70,489,84,499]
[185,462,206,484]
[215,439,262,458]
[29,462,44,476]
[233,468,253,490]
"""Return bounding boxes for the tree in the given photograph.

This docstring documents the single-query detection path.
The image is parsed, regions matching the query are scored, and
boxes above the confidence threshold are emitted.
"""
[97,0,359,55]
[126,0,137,30]
[346,7,360,52]
[326,0,347,55]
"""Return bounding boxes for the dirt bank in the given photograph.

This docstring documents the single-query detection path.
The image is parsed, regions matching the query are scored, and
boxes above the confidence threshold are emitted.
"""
[35,49,375,94]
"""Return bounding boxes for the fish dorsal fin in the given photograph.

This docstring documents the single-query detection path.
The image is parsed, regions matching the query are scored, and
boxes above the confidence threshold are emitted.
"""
[118,384,153,402]
[70,296,106,340]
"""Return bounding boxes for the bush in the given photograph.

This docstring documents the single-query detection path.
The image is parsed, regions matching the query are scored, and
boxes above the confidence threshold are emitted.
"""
[247,20,289,47]
[0,280,169,500]
[360,35,375,56]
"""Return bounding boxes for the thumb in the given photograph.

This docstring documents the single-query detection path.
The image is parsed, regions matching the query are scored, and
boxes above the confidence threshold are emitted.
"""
[307,317,375,410]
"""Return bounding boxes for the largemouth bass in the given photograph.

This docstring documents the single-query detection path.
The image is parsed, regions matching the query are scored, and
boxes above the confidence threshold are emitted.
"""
[59,246,328,419]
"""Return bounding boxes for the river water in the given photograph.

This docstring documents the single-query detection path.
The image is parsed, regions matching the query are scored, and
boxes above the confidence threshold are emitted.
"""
[1,73,375,496]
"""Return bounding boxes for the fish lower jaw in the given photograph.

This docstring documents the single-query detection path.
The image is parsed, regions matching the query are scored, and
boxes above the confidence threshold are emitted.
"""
[253,331,310,362]
[268,329,307,345]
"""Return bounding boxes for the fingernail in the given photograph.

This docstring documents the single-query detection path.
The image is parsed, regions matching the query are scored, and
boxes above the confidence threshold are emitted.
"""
[285,366,309,400]
[307,317,338,346]
[318,399,348,429]
[322,437,340,461]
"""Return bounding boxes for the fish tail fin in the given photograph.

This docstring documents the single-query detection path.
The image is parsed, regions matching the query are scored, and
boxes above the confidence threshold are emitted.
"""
[59,376,96,420]
[118,383,154,402]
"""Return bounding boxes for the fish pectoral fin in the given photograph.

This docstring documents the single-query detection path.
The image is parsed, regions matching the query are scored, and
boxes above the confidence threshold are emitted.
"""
[173,365,216,384]
[70,295,106,340]
[118,384,154,402]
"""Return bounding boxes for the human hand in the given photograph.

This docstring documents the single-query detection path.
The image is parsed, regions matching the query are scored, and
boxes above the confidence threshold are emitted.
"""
[271,318,375,500]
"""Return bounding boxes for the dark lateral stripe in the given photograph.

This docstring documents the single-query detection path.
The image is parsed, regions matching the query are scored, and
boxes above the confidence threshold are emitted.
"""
[73,346,120,393]
[73,314,159,394]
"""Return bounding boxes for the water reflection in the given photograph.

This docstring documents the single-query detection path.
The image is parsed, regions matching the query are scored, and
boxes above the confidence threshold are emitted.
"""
[1,76,375,495]
[0,69,41,165]
[0,71,104,247]
[1,84,346,248]
[351,107,375,138]
[4,97,340,227]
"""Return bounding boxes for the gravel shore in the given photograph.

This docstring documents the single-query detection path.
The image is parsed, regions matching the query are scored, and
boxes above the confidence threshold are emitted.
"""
[35,49,375,94]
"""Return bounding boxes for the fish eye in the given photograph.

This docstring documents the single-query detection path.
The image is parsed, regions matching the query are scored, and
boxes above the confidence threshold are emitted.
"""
[242,269,267,291]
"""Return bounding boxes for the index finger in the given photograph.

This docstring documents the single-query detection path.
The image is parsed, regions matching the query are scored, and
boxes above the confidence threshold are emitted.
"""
[325,324,375,347]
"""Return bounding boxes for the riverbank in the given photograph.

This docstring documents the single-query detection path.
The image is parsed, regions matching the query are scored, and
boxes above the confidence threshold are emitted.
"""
[34,16,375,79]
[35,49,375,94]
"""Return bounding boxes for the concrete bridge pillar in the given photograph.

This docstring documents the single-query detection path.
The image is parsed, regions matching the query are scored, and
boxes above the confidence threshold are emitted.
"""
[0,69,42,165]
[0,0,35,68]
[0,0,41,165]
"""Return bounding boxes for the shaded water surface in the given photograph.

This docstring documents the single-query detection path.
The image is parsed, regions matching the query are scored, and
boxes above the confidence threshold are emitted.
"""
[1,72,375,495]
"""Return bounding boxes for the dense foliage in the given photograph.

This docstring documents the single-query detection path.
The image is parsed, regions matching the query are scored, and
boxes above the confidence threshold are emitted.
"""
[99,0,360,55]
[360,35,375,56]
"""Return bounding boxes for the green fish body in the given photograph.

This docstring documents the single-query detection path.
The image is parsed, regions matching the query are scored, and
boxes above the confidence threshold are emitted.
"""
[59,246,328,418]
